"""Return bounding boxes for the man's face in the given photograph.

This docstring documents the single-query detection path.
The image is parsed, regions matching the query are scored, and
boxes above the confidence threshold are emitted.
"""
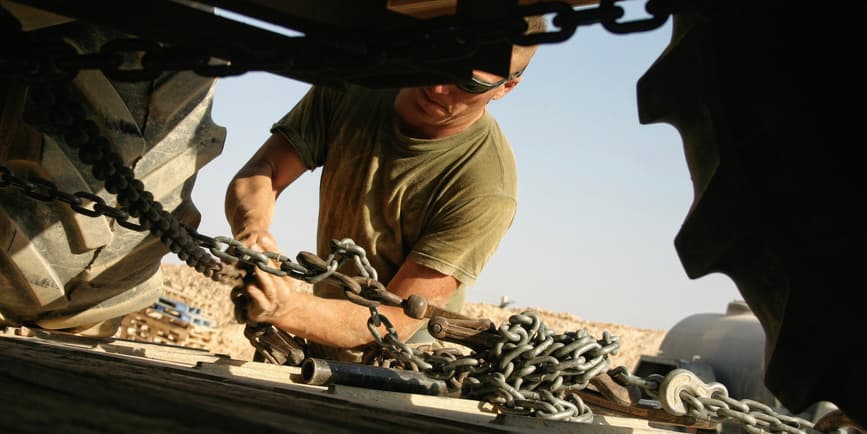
[394,69,519,138]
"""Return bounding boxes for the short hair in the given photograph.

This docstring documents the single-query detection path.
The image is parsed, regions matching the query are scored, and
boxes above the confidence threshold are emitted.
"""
[512,15,547,71]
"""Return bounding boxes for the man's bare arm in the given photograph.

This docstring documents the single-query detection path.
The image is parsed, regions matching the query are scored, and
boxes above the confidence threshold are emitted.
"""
[225,133,307,250]
[246,260,459,349]
[229,134,460,348]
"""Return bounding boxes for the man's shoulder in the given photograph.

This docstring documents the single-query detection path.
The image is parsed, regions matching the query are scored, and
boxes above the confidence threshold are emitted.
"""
[478,114,516,163]
[460,114,518,192]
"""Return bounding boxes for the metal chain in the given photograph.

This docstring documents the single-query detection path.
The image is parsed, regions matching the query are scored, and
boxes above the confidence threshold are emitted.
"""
[1,165,143,231]
[0,164,250,287]
[421,312,619,422]
[510,0,691,45]
[163,231,621,421]
[0,0,685,83]
[611,368,822,434]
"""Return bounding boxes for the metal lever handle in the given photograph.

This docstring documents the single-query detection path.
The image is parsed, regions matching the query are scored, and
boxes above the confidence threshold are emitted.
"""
[401,294,498,351]
[427,316,499,352]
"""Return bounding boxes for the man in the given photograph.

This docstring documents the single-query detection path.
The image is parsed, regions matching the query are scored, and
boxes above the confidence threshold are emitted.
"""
[225,17,546,360]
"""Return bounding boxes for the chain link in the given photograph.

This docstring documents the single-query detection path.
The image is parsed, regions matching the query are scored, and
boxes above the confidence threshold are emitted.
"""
[612,367,822,434]
[447,313,619,421]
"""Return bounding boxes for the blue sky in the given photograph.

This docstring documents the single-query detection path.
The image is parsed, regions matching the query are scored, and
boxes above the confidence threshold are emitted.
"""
[170,12,743,332]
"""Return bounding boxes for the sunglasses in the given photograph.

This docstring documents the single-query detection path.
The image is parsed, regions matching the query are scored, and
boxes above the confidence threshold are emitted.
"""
[455,67,526,94]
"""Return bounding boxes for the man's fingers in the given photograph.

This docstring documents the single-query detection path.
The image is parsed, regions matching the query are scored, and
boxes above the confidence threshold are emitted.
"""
[246,285,269,308]
[244,270,292,322]
[254,270,278,300]
[245,285,273,321]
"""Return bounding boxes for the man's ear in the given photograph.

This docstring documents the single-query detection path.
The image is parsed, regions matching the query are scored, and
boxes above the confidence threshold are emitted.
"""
[492,77,522,100]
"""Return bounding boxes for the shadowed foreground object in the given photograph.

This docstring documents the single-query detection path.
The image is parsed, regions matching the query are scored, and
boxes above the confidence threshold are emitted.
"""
[637,3,865,425]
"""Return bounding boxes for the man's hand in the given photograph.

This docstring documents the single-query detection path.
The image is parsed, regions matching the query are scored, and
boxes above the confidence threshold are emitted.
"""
[233,229,287,324]
[234,227,280,253]
[245,270,295,324]
[234,227,291,324]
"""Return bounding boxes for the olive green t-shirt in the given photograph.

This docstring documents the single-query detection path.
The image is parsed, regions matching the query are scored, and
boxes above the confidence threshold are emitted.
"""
[271,84,517,314]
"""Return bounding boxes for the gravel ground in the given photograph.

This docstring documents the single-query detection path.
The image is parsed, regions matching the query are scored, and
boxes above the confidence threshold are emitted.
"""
[155,264,666,371]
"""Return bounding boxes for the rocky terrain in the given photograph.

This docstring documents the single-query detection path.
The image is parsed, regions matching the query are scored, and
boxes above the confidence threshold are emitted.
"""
[136,264,667,371]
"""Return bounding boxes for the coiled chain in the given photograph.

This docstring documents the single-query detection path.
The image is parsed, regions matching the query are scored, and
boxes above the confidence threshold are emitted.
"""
[419,313,619,422]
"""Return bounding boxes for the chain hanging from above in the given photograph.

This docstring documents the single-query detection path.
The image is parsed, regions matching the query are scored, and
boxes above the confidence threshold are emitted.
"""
[0,0,693,84]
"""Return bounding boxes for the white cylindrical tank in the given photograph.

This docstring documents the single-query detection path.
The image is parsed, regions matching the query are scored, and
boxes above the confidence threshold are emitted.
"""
[658,300,778,406]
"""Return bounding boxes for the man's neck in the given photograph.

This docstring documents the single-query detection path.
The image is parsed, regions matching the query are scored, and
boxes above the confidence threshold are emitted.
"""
[399,109,485,140]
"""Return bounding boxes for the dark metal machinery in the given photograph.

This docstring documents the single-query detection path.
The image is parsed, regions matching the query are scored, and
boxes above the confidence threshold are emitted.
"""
[1,0,864,428]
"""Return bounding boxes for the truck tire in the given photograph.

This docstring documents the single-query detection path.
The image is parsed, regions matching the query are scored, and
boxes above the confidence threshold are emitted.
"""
[0,20,225,336]
[636,3,863,424]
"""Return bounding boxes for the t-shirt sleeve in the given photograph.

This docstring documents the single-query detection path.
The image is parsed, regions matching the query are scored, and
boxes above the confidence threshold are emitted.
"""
[270,84,345,170]
[408,195,516,286]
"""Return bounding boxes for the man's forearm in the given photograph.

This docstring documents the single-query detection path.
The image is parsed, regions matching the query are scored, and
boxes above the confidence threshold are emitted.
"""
[270,291,426,349]
[225,133,307,239]
[225,171,278,237]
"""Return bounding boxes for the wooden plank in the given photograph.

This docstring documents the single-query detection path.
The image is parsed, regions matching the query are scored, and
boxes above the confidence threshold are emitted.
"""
[16,330,228,367]
[328,384,667,434]
[0,335,516,433]
[0,334,680,434]
[195,358,306,384]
